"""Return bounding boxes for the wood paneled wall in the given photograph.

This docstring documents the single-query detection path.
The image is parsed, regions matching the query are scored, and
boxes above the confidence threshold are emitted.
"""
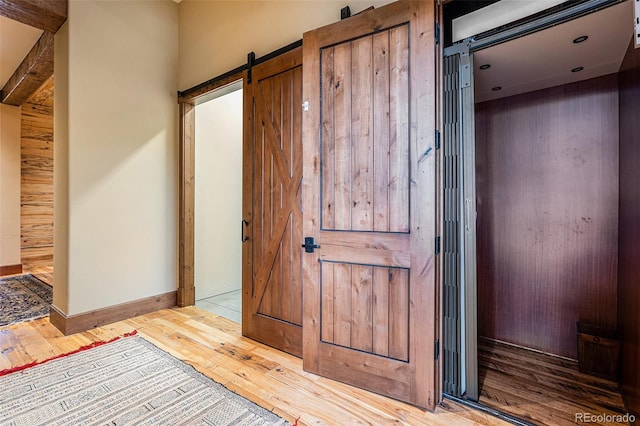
[21,78,54,272]
[618,39,640,419]
[475,75,619,359]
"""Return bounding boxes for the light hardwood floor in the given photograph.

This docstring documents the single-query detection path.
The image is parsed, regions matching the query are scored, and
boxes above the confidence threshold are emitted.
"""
[0,307,506,426]
[478,337,628,426]
[27,265,53,286]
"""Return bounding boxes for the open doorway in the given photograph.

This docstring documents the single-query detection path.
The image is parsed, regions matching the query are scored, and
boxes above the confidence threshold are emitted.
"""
[193,82,243,323]
[443,0,637,423]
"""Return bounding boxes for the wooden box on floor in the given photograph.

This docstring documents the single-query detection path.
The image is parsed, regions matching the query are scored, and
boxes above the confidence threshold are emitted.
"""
[577,322,620,381]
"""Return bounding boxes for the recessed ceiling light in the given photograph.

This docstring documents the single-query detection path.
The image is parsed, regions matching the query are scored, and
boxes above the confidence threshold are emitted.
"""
[479,64,491,70]
[573,35,588,44]
[571,66,584,73]
[492,86,502,91]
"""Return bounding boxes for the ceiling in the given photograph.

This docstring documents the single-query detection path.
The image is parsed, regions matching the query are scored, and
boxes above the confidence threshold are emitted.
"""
[474,0,634,102]
[0,16,43,88]
[0,1,634,104]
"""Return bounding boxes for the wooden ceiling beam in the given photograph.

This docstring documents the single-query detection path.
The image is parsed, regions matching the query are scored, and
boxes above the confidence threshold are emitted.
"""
[0,0,67,33]
[0,30,53,106]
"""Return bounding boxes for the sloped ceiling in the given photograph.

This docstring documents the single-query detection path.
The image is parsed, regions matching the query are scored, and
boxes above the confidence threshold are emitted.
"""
[0,16,42,88]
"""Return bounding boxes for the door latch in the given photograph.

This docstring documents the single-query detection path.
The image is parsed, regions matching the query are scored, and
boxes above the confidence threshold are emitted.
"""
[241,219,249,242]
[302,237,320,253]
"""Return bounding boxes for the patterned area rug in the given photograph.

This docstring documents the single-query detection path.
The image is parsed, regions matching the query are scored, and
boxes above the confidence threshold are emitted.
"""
[0,274,52,326]
[0,334,289,426]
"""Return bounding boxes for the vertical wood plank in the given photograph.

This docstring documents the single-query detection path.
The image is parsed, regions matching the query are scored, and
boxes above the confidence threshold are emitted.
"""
[303,26,322,370]
[351,36,374,231]
[273,242,284,320]
[321,261,335,343]
[351,264,373,352]
[253,94,265,278]
[408,1,436,406]
[178,101,196,307]
[21,91,54,273]
[267,133,274,240]
[242,71,254,331]
[283,70,293,177]
[373,32,391,233]
[389,25,410,233]
[333,263,352,347]
[333,42,352,230]
[321,47,336,229]
[389,268,409,361]
[281,216,293,323]
[291,66,304,327]
[372,266,389,357]
[273,74,283,151]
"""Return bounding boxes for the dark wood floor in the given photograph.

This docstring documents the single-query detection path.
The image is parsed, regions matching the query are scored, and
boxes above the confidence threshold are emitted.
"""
[478,337,629,426]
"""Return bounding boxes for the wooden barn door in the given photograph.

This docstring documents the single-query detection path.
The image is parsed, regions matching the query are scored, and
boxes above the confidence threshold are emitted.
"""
[242,48,303,357]
[302,1,439,409]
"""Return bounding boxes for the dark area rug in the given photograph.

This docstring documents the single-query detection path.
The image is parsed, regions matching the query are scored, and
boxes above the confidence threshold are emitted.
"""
[0,274,52,326]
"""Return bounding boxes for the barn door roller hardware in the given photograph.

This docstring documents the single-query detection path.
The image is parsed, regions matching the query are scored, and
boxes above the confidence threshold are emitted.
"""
[246,52,256,84]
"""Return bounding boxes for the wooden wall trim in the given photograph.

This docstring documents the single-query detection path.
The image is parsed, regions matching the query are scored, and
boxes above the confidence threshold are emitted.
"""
[0,0,67,33]
[178,102,195,307]
[178,68,245,104]
[49,291,177,335]
[0,264,23,276]
[1,31,54,106]
[177,70,244,307]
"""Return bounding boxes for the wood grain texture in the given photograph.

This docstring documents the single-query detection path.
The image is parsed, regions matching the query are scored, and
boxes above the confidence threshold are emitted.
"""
[320,27,410,233]
[21,77,54,273]
[303,0,438,409]
[320,262,409,361]
[29,265,52,285]
[475,74,620,359]
[1,31,54,106]
[617,39,640,420]
[0,0,66,33]
[26,75,54,107]
[242,48,303,357]
[49,291,177,335]
[478,338,627,426]
[0,309,509,426]
[0,264,22,276]
[178,102,195,307]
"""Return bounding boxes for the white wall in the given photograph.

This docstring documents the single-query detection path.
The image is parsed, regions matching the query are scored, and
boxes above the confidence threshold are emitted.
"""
[178,0,394,90]
[195,89,243,299]
[0,104,21,268]
[54,0,179,314]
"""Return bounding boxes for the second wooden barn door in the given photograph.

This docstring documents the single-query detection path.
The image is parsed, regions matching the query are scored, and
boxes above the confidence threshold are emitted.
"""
[302,1,439,409]
[242,48,303,357]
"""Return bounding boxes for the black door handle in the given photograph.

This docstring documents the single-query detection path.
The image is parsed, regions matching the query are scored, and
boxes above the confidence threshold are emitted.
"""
[241,219,249,242]
[302,237,320,253]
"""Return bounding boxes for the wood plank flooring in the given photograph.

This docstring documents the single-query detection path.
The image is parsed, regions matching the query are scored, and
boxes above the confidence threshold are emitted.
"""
[478,337,629,426]
[0,308,507,426]
[27,265,53,286]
